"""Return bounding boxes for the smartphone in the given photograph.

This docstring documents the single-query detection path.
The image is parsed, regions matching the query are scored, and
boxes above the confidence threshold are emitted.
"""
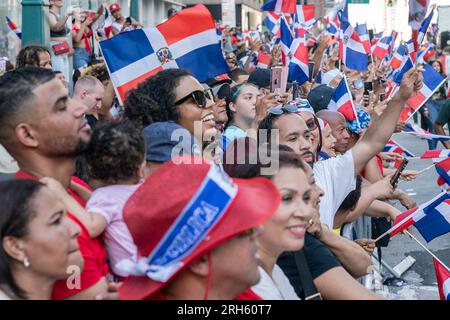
[126,17,132,24]
[292,81,299,100]
[364,81,373,94]
[379,93,386,101]
[270,67,283,93]
[390,159,409,188]
[308,61,315,82]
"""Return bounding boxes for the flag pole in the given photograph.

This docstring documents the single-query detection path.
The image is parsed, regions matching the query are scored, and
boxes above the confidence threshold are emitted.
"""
[404,230,450,273]
[417,162,437,174]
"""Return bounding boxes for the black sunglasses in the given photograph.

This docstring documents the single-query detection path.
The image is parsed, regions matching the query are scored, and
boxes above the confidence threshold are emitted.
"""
[174,88,214,108]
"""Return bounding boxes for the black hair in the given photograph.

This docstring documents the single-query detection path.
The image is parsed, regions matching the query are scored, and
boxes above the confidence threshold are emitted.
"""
[224,82,257,129]
[257,112,280,147]
[0,67,55,144]
[16,45,50,69]
[0,179,45,299]
[124,69,191,128]
[229,68,249,83]
[338,175,362,211]
[85,121,146,183]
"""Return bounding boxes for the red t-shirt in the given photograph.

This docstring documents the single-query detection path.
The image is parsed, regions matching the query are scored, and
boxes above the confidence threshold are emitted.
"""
[146,289,262,300]
[15,171,109,299]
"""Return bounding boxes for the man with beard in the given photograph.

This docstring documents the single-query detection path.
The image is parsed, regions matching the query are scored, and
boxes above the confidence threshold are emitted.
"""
[258,68,423,228]
[0,68,110,299]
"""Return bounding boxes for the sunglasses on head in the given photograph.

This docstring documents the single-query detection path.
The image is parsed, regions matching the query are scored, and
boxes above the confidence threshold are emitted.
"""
[267,103,299,115]
[174,88,214,108]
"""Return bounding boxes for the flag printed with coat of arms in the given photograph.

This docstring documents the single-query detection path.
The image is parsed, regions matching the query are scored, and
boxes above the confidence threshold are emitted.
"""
[100,4,229,103]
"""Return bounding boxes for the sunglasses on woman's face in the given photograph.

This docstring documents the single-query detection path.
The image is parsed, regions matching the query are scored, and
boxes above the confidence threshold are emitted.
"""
[174,88,214,108]
[267,103,299,115]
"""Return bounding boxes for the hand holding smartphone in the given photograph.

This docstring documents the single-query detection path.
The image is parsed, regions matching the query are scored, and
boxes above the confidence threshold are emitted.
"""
[390,159,409,188]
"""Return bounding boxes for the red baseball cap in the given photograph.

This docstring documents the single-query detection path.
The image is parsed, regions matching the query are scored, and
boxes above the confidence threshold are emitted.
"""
[118,157,280,300]
[109,3,121,12]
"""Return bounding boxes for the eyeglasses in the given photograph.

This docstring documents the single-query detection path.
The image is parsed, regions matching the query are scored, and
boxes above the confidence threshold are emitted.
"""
[267,103,299,115]
[174,88,214,108]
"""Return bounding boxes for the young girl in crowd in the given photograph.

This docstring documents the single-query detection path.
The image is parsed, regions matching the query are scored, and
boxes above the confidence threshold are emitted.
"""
[223,82,260,148]
[43,121,146,278]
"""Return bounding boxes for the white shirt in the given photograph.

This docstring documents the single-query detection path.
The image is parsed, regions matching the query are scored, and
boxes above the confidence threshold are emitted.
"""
[252,265,300,300]
[313,150,356,229]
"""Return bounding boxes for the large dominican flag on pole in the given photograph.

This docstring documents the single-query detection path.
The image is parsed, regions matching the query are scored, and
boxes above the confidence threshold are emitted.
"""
[434,258,450,300]
[261,0,296,14]
[355,23,371,55]
[100,5,228,104]
[338,12,368,71]
[279,16,293,64]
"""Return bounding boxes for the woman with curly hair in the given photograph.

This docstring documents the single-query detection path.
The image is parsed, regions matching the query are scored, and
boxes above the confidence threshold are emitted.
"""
[42,121,146,279]
[16,45,52,69]
[124,68,216,145]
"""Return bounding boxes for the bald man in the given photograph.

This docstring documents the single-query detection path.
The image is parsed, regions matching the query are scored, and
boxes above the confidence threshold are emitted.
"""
[316,110,350,154]
[72,75,105,128]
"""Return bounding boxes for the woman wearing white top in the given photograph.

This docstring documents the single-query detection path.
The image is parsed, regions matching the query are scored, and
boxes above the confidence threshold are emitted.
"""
[226,150,316,299]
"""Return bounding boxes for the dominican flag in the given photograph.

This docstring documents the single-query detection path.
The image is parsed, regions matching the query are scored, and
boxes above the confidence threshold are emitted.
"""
[420,150,450,159]
[279,16,294,65]
[329,77,357,121]
[263,11,281,36]
[288,38,309,85]
[257,52,271,69]
[325,16,340,36]
[403,123,450,142]
[383,139,415,157]
[417,9,433,45]
[433,258,450,300]
[261,0,296,14]
[295,5,315,28]
[372,36,392,60]
[97,8,113,39]
[401,64,446,121]
[5,16,21,40]
[355,23,371,55]
[390,44,408,69]
[387,191,450,238]
[436,158,450,191]
[100,5,229,104]
[338,12,368,71]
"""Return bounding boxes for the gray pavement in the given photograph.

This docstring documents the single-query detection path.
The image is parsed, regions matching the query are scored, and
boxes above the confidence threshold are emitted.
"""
[379,130,450,300]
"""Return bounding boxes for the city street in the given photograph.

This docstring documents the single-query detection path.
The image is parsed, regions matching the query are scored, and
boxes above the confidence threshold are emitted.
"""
[378,128,450,300]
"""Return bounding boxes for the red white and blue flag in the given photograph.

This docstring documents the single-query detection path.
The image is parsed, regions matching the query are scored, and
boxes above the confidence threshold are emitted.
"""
[383,139,415,157]
[390,44,408,70]
[5,16,21,40]
[387,191,450,239]
[355,23,371,55]
[256,52,272,69]
[100,5,228,103]
[436,158,450,191]
[419,150,450,159]
[403,123,450,142]
[399,64,446,122]
[338,11,368,71]
[434,258,450,300]
[329,77,357,121]
[263,11,281,36]
[417,9,433,45]
[372,36,392,60]
[325,16,340,36]
[261,0,296,14]
[97,8,113,39]
[279,16,294,65]
[294,5,316,28]
[288,38,309,85]
[409,0,430,31]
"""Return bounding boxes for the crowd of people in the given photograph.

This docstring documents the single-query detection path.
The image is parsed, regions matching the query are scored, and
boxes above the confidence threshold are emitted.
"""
[0,1,449,301]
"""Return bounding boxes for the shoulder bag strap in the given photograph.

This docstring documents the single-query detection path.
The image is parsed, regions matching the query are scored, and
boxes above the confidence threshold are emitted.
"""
[293,250,322,300]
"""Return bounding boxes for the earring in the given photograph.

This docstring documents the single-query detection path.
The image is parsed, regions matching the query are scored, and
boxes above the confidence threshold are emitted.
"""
[23,257,30,268]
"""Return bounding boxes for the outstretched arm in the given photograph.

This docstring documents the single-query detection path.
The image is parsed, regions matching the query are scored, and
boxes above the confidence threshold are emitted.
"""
[351,68,423,174]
